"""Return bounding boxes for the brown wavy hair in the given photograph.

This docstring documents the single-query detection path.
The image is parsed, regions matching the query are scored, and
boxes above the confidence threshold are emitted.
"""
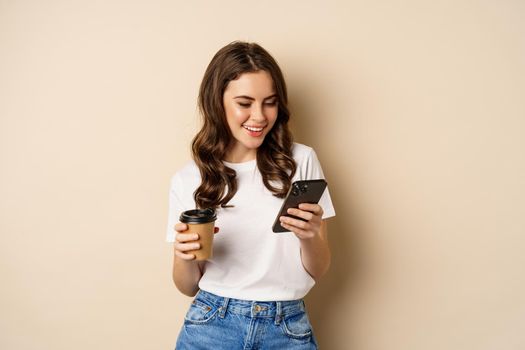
[192,41,296,209]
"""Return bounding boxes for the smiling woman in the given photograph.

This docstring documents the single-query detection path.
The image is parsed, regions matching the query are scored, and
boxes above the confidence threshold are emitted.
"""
[190,41,297,210]
[223,71,279,162]
[166,41,336,350]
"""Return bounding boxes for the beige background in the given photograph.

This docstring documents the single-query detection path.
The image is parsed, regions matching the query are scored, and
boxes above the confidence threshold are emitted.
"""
[1,0,524,349]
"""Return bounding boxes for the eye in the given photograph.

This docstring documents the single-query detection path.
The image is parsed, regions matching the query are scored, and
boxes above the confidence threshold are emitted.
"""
[237,102,251,108]
[264,100,278,106]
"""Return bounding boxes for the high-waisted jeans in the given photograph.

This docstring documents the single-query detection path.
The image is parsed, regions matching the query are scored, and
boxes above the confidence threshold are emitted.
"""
[175,289,319,349]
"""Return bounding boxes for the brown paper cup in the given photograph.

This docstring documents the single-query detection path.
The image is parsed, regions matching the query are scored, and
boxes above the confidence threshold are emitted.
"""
[179,208,217,261]
[185,222,215,260]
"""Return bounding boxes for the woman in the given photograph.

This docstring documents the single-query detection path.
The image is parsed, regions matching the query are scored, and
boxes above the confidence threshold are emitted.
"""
[166,41,336,349]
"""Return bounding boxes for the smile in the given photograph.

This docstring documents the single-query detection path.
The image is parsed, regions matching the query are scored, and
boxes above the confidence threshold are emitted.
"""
[242,125,265,132]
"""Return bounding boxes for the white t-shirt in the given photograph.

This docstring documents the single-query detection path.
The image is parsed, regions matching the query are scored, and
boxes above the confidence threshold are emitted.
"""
[166,142,336,301]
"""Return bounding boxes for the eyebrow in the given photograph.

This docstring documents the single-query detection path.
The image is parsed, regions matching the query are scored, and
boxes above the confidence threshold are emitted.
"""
[233,94,277,101]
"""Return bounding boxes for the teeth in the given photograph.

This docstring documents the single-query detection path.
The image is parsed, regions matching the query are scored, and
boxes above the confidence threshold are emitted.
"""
[243,125,264,132]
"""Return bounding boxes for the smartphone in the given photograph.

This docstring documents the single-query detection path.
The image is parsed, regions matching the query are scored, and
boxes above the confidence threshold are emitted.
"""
[272,179,328,233]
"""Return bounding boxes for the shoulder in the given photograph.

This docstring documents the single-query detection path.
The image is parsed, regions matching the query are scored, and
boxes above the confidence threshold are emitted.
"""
[291,142,316,163]
[291,142,326,180]
[170,159,200,187]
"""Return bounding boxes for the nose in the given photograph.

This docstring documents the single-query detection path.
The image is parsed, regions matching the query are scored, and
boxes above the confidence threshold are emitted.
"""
[251,103,266,122]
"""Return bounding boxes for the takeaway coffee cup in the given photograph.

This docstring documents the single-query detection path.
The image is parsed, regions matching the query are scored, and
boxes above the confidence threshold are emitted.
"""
[179,208,217,261]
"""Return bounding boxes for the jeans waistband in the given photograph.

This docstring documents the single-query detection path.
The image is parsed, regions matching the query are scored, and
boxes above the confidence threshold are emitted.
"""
[195,289,306,323]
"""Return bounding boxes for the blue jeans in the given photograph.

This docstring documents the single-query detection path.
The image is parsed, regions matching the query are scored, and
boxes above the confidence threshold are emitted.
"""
[175,289,319,349]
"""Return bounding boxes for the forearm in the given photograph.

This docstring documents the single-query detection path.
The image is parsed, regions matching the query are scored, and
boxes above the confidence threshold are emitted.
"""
[172,252,203,296]
[299,222,331,281]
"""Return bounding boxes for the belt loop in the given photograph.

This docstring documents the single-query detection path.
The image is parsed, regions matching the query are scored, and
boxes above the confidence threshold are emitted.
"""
[274,301,283,325]
[218,297,230,318]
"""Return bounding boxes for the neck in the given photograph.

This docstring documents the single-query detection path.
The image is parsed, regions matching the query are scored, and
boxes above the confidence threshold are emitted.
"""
[223,146,257,163]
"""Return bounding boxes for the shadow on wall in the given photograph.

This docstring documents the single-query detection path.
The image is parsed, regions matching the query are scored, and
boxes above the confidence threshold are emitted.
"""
[290,83,365,349]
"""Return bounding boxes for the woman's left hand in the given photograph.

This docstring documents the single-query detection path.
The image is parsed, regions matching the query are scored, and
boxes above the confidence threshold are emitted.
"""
[279,203,324,240]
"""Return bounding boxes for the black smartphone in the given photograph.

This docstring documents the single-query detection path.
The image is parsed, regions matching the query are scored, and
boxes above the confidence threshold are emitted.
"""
[272,179,328,233]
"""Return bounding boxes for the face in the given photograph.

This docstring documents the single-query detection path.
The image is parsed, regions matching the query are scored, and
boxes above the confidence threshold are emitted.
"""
[222,70,278,162]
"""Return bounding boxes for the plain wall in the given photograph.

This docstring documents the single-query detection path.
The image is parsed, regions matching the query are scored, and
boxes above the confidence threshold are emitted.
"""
[1,0,524,349]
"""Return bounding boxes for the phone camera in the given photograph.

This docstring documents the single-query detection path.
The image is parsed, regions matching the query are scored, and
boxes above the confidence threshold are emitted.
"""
[292,183,301,196]
[298,183,308,193]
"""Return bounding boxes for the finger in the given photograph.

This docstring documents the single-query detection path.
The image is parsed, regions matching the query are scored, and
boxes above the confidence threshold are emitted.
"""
[175,249,196,261]
[280,215,310,230]
[174,222,188,233]
[174,241,201,252]
[298,203,324,216]
[280,222,314,239]
[286,208,314,221]
[176,233,200,243]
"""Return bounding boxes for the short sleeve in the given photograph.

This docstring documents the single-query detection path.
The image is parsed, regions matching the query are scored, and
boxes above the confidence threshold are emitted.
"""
[304,149,336,219]
[165,173,186,242]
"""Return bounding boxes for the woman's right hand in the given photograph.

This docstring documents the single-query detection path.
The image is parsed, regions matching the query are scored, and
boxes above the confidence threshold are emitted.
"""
[172,223,218,296]
[174,223,219,261]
